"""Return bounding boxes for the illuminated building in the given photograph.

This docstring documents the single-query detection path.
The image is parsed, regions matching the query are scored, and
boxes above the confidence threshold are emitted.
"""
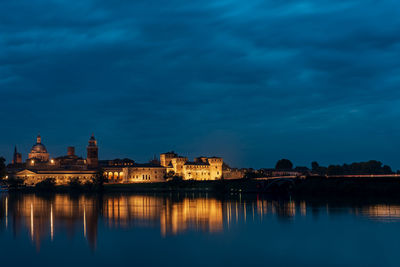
[160,152,223,180]
[28,134,50,162]
[7,136,224,185]
[8,135,99,185]
[87,134,98,168]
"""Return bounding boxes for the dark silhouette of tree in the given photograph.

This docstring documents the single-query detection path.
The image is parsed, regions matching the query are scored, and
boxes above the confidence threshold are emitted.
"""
[164,171,184,181]
[294,166,309,174]
[311,161,327,175]
[275,159,293,170]
[326,160,393,175]
[92,168,107,191]
[36,178,56,191]
[244,170,259,179]
[311,161,319,171]
[383,165,392,174]
[164,171,175,180]
[222,162,231,170]
[6,175,23,189]
[0,157,6,179]
[69,177,82,190]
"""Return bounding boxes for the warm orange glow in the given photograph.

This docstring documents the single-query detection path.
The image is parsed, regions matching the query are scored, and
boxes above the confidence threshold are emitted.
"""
[9,194,400,252]
[362,205,400,222]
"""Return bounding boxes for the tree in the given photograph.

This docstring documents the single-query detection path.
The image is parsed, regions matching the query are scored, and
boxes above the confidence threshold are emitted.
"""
[69,177,82,190]
[326,160,394,175]
[164,171,175,180]
[383,165,393,174]
[0,157,6,179]
[311,161,319,172]
[6,175,24,189]
[36,178,56,191]
[92,168,107,191]
[275,159,293,170]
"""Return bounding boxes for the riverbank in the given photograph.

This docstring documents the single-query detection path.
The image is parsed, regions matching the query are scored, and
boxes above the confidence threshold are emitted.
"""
[293,176,400,197]
[104,176,400,197]
[6,177,400,197]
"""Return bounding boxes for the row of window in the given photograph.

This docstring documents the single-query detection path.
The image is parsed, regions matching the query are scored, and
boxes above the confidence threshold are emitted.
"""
[129,174,157,180]
[113,163,134,166]
[187,172,211,176]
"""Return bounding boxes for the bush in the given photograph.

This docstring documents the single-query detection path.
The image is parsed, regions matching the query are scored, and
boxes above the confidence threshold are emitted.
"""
[69,177,82,190]
[164,171,176,180]
[0,157,6,179]
[7,176,24,189]
[166,175,185,187]
[83,180,94,191]
[171,175,183,182]
[92,168,107,191]
[35,178,56,191]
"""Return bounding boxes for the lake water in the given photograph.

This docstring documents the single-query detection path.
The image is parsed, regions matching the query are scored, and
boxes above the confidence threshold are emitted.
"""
[0,192,399,266]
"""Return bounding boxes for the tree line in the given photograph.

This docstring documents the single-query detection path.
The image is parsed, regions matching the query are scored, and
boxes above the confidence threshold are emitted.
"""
[244,158,395,178]
[275,159,394,175]
[311,160,393,176]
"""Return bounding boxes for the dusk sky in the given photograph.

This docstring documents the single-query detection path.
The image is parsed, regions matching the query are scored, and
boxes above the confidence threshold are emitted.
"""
[1,0,400,169]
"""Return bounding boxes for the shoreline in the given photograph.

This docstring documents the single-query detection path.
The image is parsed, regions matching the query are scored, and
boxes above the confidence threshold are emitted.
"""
[5,176,400,198]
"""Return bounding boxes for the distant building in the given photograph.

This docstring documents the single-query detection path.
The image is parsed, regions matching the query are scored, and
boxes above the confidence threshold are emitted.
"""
[7,135,225,185]
[160,152,223,180]
[12,146,22,164]
[87,134,98,168]
[28,134,50,162]
[222,164,245,180]
[8,134,99,185]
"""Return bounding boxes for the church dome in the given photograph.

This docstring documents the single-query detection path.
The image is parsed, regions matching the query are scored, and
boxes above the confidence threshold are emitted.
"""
[31,143,48,153]
[28,134,50,161]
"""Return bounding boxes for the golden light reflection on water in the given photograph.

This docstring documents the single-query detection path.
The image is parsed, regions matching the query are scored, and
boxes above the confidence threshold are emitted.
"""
[361,205,400,222]
[1,194,400,250]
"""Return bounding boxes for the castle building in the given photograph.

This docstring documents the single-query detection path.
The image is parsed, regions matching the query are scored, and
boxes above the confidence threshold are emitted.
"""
[160,152,223,180]
[7,135,224,185]
[160,151,178,168]
[118,163,166,183]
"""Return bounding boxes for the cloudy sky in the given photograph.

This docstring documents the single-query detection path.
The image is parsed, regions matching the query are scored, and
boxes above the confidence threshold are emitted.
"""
[1,0,400,169]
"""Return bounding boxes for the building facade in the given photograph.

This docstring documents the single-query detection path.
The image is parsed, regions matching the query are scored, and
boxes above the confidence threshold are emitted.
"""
[7,136,224,185]
[160,152,223,180]
[9,135,100,185]
[28,135,50,162]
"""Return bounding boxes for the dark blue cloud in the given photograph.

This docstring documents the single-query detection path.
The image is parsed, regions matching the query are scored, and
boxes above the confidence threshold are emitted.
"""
[1,0,400,169]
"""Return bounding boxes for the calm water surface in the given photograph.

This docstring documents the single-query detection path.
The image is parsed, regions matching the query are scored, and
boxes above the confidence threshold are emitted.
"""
[0,192,399,266]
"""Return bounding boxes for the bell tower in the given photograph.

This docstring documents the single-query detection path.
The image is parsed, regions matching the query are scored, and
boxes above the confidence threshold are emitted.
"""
[12,146,22,164]
[87,134,98,168]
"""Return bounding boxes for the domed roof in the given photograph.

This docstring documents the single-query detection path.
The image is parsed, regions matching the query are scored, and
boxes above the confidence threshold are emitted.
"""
[31,143,48,153]
[30,134,48,153]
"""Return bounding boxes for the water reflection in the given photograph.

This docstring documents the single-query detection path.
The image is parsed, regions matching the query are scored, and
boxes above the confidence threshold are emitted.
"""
[1,193,400,251]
